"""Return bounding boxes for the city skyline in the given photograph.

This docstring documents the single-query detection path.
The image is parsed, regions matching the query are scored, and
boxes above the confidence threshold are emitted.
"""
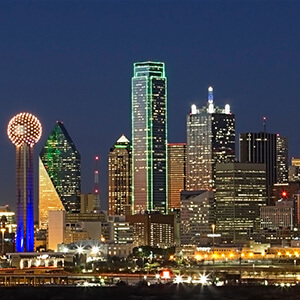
[1,1,300,211]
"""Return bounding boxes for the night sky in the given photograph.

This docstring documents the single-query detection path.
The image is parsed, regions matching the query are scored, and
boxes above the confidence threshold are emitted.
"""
[1,1,300,213]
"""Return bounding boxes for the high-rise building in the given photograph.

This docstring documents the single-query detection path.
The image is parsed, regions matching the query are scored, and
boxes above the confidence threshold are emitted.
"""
[108,135,132,216]
[180,190,215,246]
[239,132,277,202]
[167,143,186,210]
[186,87,235,190]
[7,112,42,252]
[131,61,167,213]
[289,158,300,182]
[39,121,81,228]
[215,162,266,244]
[276,135,288,183]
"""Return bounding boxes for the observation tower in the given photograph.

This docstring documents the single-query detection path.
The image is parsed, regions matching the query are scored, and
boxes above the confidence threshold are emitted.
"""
[7,112,42,252]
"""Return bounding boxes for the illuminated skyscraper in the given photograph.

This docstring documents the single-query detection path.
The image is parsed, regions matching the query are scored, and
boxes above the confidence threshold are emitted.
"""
[168,143,186,210]
[276,135,288,183]
[7,112,42,252]
[215,162,266,244]
[186,87,235,190]
[239,132,277,202]
[39,122,81,228]
[132,61,167,213]
[108,135,132,216]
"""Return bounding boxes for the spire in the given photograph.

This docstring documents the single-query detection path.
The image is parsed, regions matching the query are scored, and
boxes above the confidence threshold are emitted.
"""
[207,86,215,113]
[117,134,130,144]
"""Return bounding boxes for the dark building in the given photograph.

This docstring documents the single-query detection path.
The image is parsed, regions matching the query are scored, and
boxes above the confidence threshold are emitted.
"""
[132,61,167,213]
[239,132,277,203]
[215,162,266,244]
[39,122,81,228]
[186,87,235,190]
[108,135,132,216]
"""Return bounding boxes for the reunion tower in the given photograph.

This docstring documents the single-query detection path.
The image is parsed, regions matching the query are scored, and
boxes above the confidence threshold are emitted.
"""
[7,113,42,252]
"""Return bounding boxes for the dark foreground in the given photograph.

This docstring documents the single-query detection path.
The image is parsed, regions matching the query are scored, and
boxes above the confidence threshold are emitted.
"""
[1,285,300,300]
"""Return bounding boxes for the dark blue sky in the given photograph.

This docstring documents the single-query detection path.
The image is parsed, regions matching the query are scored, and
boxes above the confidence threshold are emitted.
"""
[1,0,300,212]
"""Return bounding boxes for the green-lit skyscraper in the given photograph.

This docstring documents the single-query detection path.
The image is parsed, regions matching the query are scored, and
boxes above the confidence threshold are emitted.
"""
[39,122,81,228]
[132,61,168,214]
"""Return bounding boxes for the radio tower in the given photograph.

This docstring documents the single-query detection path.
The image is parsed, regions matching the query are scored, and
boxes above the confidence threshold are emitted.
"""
[93,156,100,212]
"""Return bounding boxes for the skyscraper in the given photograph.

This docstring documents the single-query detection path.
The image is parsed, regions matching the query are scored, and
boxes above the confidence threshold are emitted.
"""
[108,135,132,216]
[168,143,186,210]
[215,162,266,244]
[7,112,42,252]
[276,134,288,183]
[186,87,235,190]
[239,132,277,202]
[39,121,81,228]
[132,61,167,213]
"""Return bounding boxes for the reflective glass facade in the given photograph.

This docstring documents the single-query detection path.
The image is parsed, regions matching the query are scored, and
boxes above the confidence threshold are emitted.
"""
[132,62,168,213]
[39,122,81,222]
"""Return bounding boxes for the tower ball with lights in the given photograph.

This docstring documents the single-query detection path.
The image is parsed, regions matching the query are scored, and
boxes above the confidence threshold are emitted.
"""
[7,113,42,252]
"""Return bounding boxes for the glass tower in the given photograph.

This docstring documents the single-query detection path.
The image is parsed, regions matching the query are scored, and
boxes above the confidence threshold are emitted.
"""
[132,61,168,213]
[186,87,235,190]
[39,122,81,228]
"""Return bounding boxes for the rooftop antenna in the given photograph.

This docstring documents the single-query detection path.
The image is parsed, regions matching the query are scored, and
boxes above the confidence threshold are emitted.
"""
[263,116,267,133]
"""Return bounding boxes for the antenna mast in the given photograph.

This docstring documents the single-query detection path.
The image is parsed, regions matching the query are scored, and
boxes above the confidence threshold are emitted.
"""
[93,155,100,212]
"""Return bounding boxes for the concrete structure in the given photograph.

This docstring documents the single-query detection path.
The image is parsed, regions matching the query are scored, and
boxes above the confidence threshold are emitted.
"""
[126,213,174,248]
[108,135,132,216]
[48,210,65,251]
[80,193,95,213]
[180,190,215,246]
[132,62,168,213]
[215,162,266,244]
[7,112,42,252]
[186,87,235,190]
[168,143,186,210]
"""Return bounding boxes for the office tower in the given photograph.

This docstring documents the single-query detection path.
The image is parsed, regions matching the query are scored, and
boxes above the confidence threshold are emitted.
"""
[215,162,266,244]
[276,135,288,183]
[80,193,95,213]
[239,132,277,202]
[39,121,81,228]
[167,143,186,210]
[132,61,167,213]
[48,210,65,251]
[7,112,42,252]
[186,87,235,190]
[180,190,215,246]
[108,135,132,216]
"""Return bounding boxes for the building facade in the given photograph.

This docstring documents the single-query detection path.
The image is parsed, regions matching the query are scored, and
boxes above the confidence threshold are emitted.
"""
[39,122,81,228]
[215,162,267,244]
[167,143,186,210]
[186,87,235,190]
[276,135,289,183]
[239,132,277,203]
[180,190,215,246]
[132,61,168,213]
[108,135,132,216]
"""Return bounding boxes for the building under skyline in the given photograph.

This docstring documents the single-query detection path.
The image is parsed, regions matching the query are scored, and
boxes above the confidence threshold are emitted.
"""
[167,143,186,210]
[239,132,277,203]
[186,86,235,190]
[131,61,168,214]
[215,162,266,244]
[7,112,42,252]
[39,121,81,228]
[276,135,289,184]
[108,135,132,216]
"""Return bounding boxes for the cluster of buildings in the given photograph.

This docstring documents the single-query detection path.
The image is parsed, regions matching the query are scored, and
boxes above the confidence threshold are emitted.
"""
[4,61,300,262]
